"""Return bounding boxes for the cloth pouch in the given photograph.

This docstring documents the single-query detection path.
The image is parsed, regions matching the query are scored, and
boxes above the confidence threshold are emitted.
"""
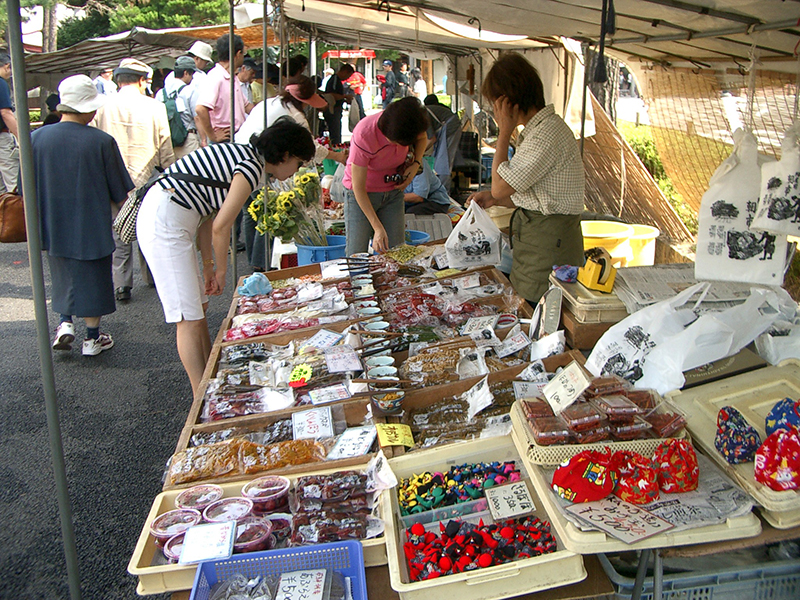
[611,451,659,504]
[765,398,800,437]
[551,449,618,503]
[652,439,699,493]
[754,428,800,491]
[714,406,761,464]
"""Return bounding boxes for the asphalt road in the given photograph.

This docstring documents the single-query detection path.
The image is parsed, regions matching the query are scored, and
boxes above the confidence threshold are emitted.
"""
[0,239,247,600]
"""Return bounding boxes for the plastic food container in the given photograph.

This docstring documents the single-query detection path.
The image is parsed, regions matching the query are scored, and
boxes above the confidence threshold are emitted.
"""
[530,416,572,446]
[572,423,612,444]
[241,476,291,514]
[163,532,185,563]
[202,497,253,523]
[267,513,292,543]
[611,417,653,441]
[233,516,274,553]
[645,411,687,438]
[560,402,605,432]
[625,389,658,411]
[149,508,201,547]
[522,399,554,419]
[585,375,629,398]
[174,484,224,512]
[592,395,642,420]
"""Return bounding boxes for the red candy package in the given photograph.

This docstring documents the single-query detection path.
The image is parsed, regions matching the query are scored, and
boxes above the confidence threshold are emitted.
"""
[611,451,659,504]
[551,449,618,503]
[652,439,698,494]
[754,428,800,491]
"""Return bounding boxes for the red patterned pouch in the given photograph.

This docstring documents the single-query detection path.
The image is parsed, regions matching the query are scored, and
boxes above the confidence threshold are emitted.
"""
[611,451,659,504]
[551,449,619,503]
[652,439,698,494]
[754,428,800,491]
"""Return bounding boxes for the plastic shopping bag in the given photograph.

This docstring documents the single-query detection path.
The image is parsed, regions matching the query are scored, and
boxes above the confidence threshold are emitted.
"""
[329,163,346,205]
[696,129,786,285]
[445,201,502,268]
[752,121,800,238]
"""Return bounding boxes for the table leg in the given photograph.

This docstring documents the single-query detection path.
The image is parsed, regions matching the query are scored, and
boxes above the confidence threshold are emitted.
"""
[653,548,663,600]
[631,548,651,600]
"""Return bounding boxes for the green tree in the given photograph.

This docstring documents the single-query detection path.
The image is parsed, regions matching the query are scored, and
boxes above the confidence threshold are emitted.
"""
[0,1,39,47]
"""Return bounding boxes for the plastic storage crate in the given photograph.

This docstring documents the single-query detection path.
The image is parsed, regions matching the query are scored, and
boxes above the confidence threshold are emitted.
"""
[597,553,800,600]
[190,540,367,600]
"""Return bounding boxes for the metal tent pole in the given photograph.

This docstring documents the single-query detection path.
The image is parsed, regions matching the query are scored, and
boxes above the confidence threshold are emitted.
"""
[478,54,484,192]
[6,2,82,599]
[579,43,589,157]
[263,0,272,271]
[229,1,238,286]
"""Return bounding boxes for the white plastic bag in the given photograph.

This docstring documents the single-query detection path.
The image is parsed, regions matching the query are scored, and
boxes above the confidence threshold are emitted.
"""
[695,129,786,285]
[445,202,502,268]
[752,121,800,237]
[330,163,346,204]
[756,321,800,365]
[586,283,786,394]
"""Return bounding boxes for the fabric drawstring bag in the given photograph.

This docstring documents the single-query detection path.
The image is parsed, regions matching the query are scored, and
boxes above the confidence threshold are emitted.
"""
[714,406,762,464]
[765,398,800,437]
[551,449,618,503]
[611,451,659,504]
[754,428,800,491]
[652,439,699,494]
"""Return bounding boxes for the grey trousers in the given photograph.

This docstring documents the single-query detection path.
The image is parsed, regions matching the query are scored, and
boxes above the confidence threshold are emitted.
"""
[112,228,153,289]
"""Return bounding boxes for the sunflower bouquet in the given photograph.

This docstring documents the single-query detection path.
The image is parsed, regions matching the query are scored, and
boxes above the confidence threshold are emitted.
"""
[248,167,328,246]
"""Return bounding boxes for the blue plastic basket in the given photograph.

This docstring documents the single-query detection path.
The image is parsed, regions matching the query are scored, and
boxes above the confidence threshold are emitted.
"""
[405,229,430,245]
[189,540,366,600]
[296,235,347,265]
[598,553,800,600]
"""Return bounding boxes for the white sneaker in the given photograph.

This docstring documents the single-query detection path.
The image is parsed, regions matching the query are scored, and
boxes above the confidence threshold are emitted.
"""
[82,333,114,356]
[52,322,75,351]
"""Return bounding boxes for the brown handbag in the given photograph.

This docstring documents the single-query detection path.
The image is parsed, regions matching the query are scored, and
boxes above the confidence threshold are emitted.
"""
[0,190,25,243]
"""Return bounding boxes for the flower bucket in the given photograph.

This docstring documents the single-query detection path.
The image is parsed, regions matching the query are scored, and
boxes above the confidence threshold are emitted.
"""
[296,234,347,265]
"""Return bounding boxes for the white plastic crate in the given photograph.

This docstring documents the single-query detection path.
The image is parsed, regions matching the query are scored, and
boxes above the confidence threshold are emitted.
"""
[548,272,629,324]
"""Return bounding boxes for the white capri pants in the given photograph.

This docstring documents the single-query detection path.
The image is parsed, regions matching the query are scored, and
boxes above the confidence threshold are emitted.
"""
[137,186,207,323]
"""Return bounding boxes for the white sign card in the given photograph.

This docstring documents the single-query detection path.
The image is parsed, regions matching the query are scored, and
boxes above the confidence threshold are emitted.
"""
[178,521,235,565]
[461,315,499,336]
[496,330,531,358]
[326,425,378,460]
[564,496,674,544]
[513,380,548,400]
[542,360,591,414]
[324,344,363,373]
[277,569,327,600]
[309,383,352,405]
[302,328,344,350]
[464,375,493,421]
[292,406,335,440]
[484,480,537,520]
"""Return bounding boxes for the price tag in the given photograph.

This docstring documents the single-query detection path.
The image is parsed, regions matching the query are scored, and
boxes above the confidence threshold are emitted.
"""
[496,330,531,358]
[464,375,493,421]
[301,328,344,350]
[289,364,313,388]
[460,315,499,336]
[513,380,548,400]
[292,406,334,440]
[564,497,674,544]
[376,423,415,447]
[326,426,378,460]
[324,345,363,373]
[542,360,590,414]
[178,521,235,565]
[432,248,449,270]
[308,383,352,405]
[484,480,537,520]
[457,273,482,289]
[277,569,328,600]
[319,259,349,280]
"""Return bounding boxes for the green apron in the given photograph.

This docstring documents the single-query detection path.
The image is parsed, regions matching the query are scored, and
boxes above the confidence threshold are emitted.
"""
[509,208,584,303]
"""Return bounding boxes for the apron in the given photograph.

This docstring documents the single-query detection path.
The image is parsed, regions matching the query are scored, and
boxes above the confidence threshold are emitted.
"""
[509,207,584,303]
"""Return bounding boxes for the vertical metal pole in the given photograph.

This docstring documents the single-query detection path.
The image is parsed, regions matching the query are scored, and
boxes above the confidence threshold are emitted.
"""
[631,548,651,600]
[229,1,238,285]
[6,3,82,599]
[579,43,589,157]
[454,55,459,113]
[653,549,663,600]
[310,34,319,135]
[263,0,272,271]
[477,54,484,192]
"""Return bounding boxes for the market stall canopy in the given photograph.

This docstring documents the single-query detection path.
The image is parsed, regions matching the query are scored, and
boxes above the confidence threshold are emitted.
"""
[290,0,800,68]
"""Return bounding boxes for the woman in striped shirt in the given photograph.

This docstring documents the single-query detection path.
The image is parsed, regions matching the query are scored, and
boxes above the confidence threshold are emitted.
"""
[137,118,314,395]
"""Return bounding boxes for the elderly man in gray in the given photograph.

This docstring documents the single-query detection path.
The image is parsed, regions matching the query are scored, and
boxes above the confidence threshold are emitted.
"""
[158,55,202,159]
[92,58,175,302]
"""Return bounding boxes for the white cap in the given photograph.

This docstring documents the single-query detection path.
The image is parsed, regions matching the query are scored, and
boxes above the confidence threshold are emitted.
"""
[323,67,334,75]
[57,74,106,113]
[188,41,213,63]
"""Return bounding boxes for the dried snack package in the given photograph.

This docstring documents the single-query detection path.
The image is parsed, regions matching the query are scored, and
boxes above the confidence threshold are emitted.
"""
[652,439,698,494]
[611,451,659,504]
[294,472,368,502]
[610,417,652,441]
[645,411,686,438]
[754,428,800,491]
[584,375,629,398]
[571,423,611,444]
[551,449,619,503]
[765,397,800,437]
[714,406,762,464]
[561,402,605,432]
[592,395,641,419]
[165,439,243,487]
[530,415,572,446]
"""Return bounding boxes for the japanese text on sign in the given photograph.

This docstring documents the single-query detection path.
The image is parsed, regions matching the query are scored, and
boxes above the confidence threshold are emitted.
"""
[324,344,362,373]
[376,423,415,447]
[292,406,334,440]
[309,383,352,405]
[327,426,377,460]
[542,360,591,414]
[178,521,235,565]
[564,497,674,544]
[277,569,327,600]
[302,328,344,350]
[485,480,537,520]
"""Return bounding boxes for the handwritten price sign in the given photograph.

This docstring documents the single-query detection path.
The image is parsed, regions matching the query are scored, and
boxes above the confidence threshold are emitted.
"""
[292,406,334,440]
[277,569,327,600]
[542,360,591,414]
[565,496,674,544]
[484,480,537,520]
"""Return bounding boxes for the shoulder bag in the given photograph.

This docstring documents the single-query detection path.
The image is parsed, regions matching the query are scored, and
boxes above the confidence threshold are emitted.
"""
[0,189,26,243]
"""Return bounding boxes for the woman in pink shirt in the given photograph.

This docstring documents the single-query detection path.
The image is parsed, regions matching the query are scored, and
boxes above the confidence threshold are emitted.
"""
[342,98,429,254]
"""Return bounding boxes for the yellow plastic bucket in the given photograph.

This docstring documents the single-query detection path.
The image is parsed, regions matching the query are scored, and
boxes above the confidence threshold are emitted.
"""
[581,220,634,267]
[628,224,660,266]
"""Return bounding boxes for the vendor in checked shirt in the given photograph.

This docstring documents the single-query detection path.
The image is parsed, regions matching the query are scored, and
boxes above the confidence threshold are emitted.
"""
[468,53,584,304]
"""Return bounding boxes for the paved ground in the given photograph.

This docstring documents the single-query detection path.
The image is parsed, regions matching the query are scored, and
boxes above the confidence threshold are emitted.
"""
[0,239,248,599]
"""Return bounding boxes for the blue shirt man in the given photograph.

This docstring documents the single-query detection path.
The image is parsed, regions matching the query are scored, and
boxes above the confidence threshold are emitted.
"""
[404,161,451,215]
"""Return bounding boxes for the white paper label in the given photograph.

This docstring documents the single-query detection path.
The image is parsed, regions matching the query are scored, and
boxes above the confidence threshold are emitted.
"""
[542,361,591,414]
[513,380,548,400]
[277,569,327,600]
[178,521,235,565]
[302,328,344,350]
[433,248,449,269]
[564,497,674,544]
[460,315,499,335]
[324,344,363,373]
[464,375,493,421]
[496,331,531,358]
[309,383,352,405]
[326,426,378,460]
[292,406,334,440]
[458,273,482,289]
[485,480,537,520]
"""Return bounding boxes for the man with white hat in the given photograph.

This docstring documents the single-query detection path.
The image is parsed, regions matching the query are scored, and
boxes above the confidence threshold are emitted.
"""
[158,55,201,159]
[31,75,134,356]
[92,58,175,302]
[187,40,213,75]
